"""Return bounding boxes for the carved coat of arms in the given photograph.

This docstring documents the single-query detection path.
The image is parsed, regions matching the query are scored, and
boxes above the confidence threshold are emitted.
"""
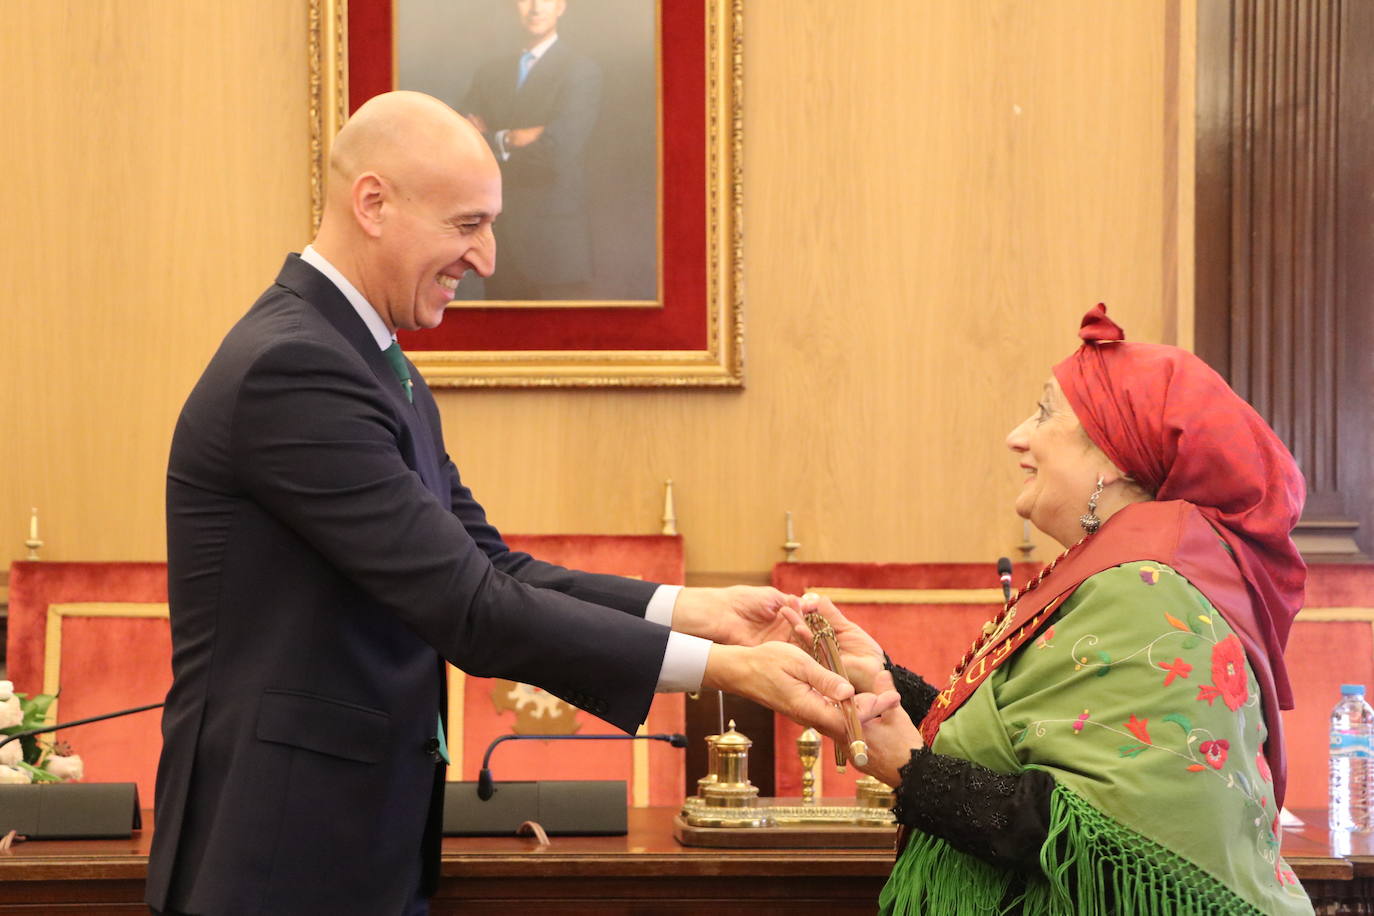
[490,680,581,735]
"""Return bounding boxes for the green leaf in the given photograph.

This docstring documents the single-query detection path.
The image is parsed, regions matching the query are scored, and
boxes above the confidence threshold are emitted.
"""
[1162,712,1192,734]
[18,693,57,731]
[15,760,60,783]
[1095,651,1113,677]
[1118,743,1148,758]
[21,735,45,766]
[27,693,57,718]
[1180,637,1200,650]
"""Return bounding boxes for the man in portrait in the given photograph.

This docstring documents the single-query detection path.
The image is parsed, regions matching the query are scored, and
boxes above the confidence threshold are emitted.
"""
[463,0,600,300]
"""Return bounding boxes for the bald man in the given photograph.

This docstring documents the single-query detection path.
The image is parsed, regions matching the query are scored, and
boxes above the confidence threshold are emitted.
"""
[146,92,873,916]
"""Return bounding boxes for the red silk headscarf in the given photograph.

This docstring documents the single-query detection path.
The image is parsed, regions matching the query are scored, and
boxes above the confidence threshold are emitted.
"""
[1053,304,1307,712]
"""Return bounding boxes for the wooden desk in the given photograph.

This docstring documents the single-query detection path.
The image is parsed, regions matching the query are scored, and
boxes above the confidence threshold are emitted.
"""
[0,808,1370,914]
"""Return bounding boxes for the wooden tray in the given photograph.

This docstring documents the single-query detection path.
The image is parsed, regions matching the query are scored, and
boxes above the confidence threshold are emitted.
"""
[673,814,897,849]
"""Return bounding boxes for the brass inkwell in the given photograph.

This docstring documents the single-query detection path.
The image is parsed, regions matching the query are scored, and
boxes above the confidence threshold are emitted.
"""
[675,612,896,847]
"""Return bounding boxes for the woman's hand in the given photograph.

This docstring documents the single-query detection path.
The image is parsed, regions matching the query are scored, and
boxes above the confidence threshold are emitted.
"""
[787,667,919,788]
[781,593,886,694]
[850,670,925,788]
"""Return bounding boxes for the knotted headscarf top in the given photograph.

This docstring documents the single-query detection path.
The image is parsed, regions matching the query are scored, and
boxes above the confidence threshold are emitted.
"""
[1052,303,1307,710]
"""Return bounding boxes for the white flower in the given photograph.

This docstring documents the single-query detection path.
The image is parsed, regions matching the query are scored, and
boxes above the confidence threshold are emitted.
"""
[0,680,13,700]
[0,764,30,785]
[44,754,84,781]
[0,695,22,730]
[0,739,21,768]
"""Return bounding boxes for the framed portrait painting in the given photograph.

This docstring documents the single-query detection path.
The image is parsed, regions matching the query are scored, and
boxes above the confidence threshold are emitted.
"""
[308,0,743,387]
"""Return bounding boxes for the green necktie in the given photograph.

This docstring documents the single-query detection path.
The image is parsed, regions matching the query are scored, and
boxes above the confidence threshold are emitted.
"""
[383,340,449,764]
[382,341,414,404]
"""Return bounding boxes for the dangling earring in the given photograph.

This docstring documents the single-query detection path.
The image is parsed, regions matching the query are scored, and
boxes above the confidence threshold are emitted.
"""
[1079,475,1105,534]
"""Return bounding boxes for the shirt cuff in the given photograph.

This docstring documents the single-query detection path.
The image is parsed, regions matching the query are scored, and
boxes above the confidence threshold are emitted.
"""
[656,631,711,693]
[494,129,511,161]
[645,584,683,627]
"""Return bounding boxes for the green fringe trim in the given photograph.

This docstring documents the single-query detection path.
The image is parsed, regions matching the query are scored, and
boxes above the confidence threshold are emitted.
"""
[880,785,1264,915]
[879,827,1015,916]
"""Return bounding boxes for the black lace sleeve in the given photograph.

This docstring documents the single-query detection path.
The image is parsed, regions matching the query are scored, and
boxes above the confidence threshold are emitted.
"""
[883,656,939,720]
[892,746,1054,873]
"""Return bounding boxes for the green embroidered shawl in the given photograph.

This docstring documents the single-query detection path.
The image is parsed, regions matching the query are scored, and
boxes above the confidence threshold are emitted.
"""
[881,562,1314,915]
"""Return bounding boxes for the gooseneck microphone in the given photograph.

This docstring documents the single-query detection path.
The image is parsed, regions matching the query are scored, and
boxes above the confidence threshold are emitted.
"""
[476,732,688,800]
[997,556,1014,603]
[0,702,164,751]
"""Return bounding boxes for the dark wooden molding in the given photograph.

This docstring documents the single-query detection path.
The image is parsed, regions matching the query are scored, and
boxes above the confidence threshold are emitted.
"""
[1195,0,1372,561]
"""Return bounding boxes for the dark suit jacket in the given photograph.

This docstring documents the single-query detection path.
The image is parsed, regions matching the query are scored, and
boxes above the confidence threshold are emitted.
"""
[145,256,669,915]
[464,39,601,293]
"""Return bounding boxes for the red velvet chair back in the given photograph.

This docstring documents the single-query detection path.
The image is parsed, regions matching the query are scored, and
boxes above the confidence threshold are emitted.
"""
[5,536,687,809]
[6,561,171,806]
[770,561,1035,799]
[451,534,687,806]
[1280,563,1374,810]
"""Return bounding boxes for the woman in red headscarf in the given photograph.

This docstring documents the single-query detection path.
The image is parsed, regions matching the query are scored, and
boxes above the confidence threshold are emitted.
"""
[790,306,1313,914]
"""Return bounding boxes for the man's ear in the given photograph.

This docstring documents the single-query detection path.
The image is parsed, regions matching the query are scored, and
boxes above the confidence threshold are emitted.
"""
[353,172,387,238]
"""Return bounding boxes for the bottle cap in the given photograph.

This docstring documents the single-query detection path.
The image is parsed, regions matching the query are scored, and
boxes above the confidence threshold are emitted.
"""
[1341,684,1367,696]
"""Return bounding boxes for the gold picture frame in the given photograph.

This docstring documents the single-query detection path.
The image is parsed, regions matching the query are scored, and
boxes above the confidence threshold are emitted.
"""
[306,0,744,388]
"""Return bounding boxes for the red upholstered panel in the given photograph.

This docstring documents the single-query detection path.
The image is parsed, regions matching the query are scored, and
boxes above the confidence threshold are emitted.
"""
[456,535,687,806]
[1304,564,1374,607]
[8,538,688,809]
[1280,564,1374,811]
[6,561,171,805]
[1281,615,1374,810]
[50,616,171,806]
[772,561,1039,595]
[7,561,168,693]
[770,562,1025,799]
[501,534,685,588]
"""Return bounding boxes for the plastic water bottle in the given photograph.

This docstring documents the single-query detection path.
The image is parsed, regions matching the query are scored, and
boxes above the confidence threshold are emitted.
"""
[1329,684,1374,831]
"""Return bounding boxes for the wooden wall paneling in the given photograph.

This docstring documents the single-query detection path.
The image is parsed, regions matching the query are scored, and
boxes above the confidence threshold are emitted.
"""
[437,0,1176,576]
[1334,1,1374,566]
[0,0,311,566]
[1195,0,1234,374]
[1,2,1184,586]
[1195,0,1370,559]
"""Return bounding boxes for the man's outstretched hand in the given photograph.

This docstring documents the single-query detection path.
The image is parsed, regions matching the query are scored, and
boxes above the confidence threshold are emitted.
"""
[701,642,901,740]
[673,586,797,646]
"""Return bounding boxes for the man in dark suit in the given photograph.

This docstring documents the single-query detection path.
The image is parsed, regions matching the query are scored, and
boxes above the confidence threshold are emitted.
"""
[463,0,600,299]
[145,91,883,916]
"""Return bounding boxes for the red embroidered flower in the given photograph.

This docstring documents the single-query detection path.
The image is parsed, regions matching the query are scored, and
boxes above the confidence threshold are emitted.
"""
[1072,709,1090,733]
[1124,714,1151,745]
[1159,657,1193,686]
[1210,635,1249,711]
[1199,738,1230,769]
[1257,750,1273,783]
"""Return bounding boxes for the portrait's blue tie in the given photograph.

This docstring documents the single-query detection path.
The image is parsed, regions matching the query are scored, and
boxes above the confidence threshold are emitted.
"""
[517,50,536,89]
